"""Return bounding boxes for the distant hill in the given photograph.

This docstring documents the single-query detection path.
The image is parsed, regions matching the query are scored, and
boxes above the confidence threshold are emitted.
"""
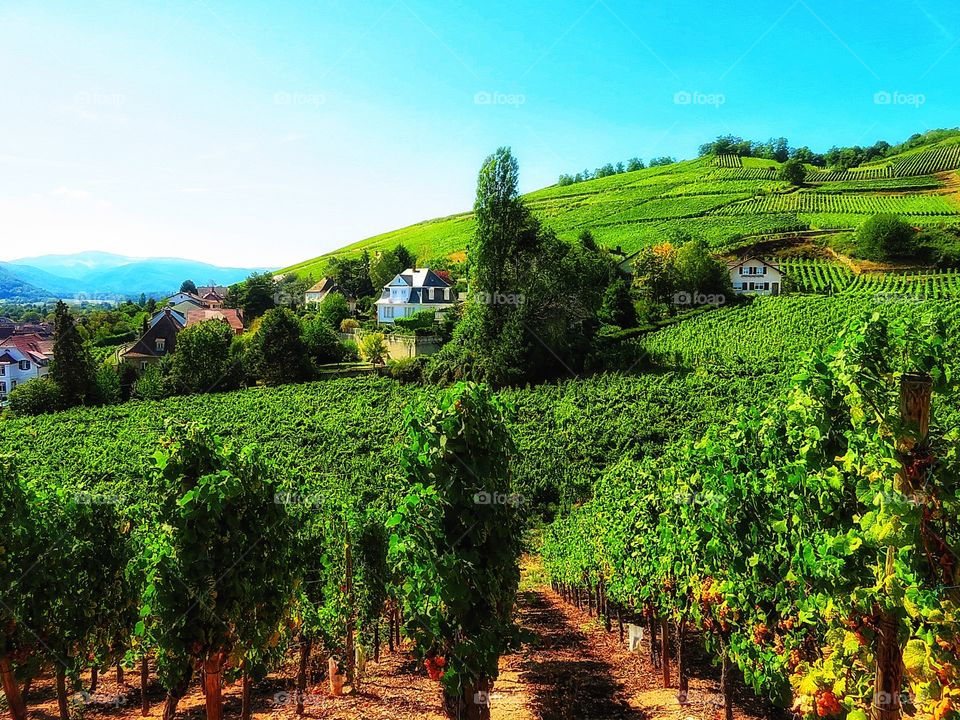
[0,252,271,301]
[0,265,52,302]
[280,130,960,280]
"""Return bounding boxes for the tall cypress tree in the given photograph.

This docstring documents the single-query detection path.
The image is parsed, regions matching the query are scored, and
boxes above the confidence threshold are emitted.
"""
[50,300,96,408]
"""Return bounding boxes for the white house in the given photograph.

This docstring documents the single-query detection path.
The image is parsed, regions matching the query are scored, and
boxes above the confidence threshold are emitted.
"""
[727,257,785,296]
[375,268,455,324]
[0,336,52,403]
[305,277,356,311]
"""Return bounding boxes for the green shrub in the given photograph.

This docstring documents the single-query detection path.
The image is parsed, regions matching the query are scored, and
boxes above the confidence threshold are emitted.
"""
[386,356,428,383]
[358,333,388,365]
[340,339,360,362]
[854,214,916,259]
[392,309,437,333]
[8,377,60,416]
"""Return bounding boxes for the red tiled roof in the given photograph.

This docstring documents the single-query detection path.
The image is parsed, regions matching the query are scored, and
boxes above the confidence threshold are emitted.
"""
[186,308,244,333]
[0,333,53,363]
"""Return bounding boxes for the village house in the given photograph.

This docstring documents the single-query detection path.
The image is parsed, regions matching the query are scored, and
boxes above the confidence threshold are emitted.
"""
[304,277,356,311]
[196,286,228,308]
[185,308,244,335]
[0,334,53,402]
[374,268,455,324]
[119,308,185,370]
[727,257,785,296]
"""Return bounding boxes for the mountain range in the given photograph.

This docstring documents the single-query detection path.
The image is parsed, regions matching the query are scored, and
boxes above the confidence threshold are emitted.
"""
[0,252,271,302]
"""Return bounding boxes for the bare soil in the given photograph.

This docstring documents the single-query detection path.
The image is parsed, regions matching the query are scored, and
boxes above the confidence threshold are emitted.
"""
[6,587,788,720]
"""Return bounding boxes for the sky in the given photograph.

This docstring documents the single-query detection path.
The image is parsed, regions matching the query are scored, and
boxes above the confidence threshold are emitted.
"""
[1,0,959,268]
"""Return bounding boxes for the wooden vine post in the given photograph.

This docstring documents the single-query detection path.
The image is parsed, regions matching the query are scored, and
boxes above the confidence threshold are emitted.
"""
[660,618,671,688]
[296,637,312,716]
[55,667,69,720]
[0,656,27,720]
[202,653,224,720]
[344,528,356,692]
[240,667,252,720]
[140,657,150,716]
[872,372,932,720]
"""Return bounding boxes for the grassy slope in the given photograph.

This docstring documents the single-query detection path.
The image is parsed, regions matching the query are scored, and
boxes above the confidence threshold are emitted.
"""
[281,134,960,280]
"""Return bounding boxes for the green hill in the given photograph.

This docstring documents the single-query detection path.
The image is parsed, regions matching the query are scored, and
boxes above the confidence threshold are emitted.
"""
[281,133,960,280]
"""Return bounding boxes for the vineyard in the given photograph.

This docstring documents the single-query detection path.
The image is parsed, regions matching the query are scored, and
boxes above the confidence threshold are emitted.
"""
[280,134,960,277]
[779,258,960,299]
[715,191,960,216]
[638,296,960,375]
[893,143,960,177]
[546,313,960,720]
[714,154,743,168]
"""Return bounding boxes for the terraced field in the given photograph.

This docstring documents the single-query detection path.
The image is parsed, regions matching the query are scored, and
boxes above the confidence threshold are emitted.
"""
[779,257,960,299]
[280,135,960,279]
[716,191,960,216]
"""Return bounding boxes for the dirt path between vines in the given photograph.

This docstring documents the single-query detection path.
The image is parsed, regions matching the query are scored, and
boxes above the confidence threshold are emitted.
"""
[11,587,785,720]
[491,588,784,720]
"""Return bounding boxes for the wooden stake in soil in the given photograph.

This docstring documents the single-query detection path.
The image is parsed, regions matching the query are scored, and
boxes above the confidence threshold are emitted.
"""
[89,666,99,694]
[617,603,624,644]
[677,619,689,703]
[202,654,224,720]
[0,655,27,720]
[55,666,69,720]
[117,664,124,686]
[344,529,355,690]
[240,670,252,720]
[660,617,671,689]
[721,649,734,720]
[648,612,660,669]
[296,637,312,716]
[140,657,150,716]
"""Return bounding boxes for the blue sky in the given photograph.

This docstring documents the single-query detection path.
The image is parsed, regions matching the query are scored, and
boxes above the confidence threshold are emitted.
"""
[1,0,959,267]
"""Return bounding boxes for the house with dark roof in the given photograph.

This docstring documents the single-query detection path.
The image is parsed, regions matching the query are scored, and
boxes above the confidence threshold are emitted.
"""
[727,257,785,296]
[119,308,186,370]
[375,268,454,324]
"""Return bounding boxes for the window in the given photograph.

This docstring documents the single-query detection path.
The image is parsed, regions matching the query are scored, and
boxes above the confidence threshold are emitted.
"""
[0,365,5,376]
[383,306,394,319]
[19,360,29,370]
[10,380,15,389]
[141,361,149,371]
[155,338,166,352]
[0,382,5,393]
[434,288,445,301]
